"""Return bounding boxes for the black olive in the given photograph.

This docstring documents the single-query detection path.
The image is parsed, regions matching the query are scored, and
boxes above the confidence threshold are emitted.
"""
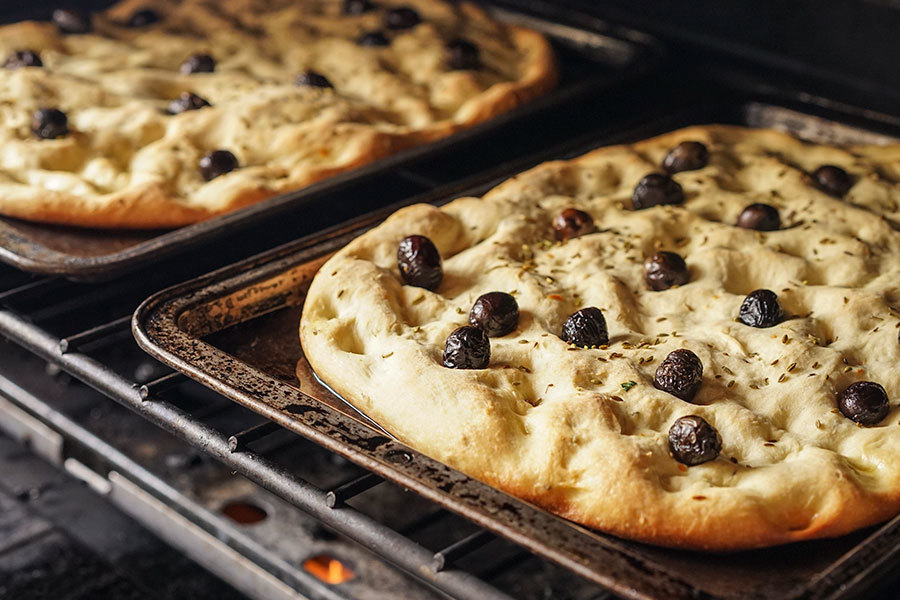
[643,251,690,291]
[295,70,333,88]
[662,141,709,174]
[52,8,91,34]
[469,292,519,337]
[668,415,721,466]
[199,150,238,181]
[447,39,480,70]
[654,349,703,402]
[443,326,490,369]
[385,6,421,30]
[560,307,608,348]
[167,92,211,115]
[632,173,684,210]
[397,235,442,290]
[737,203,781,231]
[4,50,42,69]
[738,289,783,328]
[357,30,390,47]
[180,53,215,75]
[31,109,68,139]
[812,165,854,197]
[552,208,595,242]
[127,8,160,28]
[838,381,889,426]
[343,0,376,14]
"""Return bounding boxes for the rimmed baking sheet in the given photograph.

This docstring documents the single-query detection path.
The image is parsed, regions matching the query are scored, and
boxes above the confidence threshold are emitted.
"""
[134,96,900,600]
[0,3,661,281]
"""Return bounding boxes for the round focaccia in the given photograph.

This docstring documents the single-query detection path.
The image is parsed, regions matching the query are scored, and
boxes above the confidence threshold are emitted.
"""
[300,124,900,550]
[0,0,556,228]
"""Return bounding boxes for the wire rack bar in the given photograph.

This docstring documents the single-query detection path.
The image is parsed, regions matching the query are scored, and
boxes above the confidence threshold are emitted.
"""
[0,305,514,600]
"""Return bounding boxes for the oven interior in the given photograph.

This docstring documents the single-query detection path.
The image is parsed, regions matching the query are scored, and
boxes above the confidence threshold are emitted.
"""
[2,2,900,600]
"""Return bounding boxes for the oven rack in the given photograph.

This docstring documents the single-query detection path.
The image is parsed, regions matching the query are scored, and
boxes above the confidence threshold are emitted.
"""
[0,269,610,600]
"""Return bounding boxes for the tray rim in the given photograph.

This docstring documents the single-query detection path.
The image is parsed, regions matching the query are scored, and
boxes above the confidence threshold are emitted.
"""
[132,94,900,600]
[0,2,663,282]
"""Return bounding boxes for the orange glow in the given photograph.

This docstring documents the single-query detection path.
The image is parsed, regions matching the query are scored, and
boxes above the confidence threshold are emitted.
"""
[303,554,355,584]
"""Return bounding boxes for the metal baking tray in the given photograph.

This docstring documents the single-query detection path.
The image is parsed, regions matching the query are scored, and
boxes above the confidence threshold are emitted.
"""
[0,2,660,282]
[134,94,900,600]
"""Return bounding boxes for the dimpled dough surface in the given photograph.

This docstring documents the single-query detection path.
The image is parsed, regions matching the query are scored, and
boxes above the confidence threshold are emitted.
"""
[300,125,900,550]
[0,0,555,228]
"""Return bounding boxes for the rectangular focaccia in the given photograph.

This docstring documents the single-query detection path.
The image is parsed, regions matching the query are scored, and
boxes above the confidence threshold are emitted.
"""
[0,0,556,228]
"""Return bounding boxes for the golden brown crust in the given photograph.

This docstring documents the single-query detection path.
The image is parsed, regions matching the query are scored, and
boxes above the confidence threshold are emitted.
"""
[0,0,556,228]
[301,125,900,550]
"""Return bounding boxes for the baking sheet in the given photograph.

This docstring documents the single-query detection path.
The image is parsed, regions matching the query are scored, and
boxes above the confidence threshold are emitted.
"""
[134,96,900,600]
[0,3,661,281]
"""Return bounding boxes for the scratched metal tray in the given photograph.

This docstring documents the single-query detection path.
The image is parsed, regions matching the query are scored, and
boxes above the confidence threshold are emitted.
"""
[0,2,660,281]
[133,95,900,600]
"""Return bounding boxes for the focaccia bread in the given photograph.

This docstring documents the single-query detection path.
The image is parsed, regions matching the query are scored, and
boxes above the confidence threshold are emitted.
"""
[0,0,556,228]
[300,124,900,550]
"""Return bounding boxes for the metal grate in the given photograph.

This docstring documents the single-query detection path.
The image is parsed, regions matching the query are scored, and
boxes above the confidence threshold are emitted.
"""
[0,264,613,600]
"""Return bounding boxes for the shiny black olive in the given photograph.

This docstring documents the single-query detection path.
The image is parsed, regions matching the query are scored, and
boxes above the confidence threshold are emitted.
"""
[662,141,709,174]
[4,50,42,69]
[397,235,442,290]
[838,381,889,426]
[812,165,854,197]
[447,39,480,70]
[553,208,595,242]
[443,326,490,369]
[167,92,211,114]
[199,150,238,181]
[180,53,215,74]
[31,109,68,139]
[52,8,91,34]
[643,251,690,291]
[560,307,608,348]
[385,6,421,30]
[654,349,703,402]
[469,292,519,337]
[295,70,333,88]
[127,8,160,27]
[737,203,781,231]
[738,289,783,328]
[632,173,684,210]
[668,415,721,466]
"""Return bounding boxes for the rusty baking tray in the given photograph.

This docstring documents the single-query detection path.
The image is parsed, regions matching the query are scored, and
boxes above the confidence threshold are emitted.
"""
[134,94,900,600]
[0,2,660,282]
